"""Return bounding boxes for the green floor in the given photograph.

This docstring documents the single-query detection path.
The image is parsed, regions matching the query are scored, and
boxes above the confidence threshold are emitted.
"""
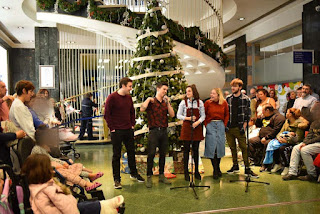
[74,145,320,214]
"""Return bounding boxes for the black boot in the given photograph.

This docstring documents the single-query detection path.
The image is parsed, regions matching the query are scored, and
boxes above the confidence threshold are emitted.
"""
[211,158,219,179]
[184,153,190,181]
[217,158,222,177]
[194,153,201,180]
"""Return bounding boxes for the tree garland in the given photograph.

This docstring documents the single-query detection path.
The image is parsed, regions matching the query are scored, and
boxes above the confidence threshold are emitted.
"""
[37,0,55,10]
[58,0,86,13]
[36,0,229,67]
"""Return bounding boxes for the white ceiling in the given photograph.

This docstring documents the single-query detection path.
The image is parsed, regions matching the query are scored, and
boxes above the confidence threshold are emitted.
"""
[223,0,293,36]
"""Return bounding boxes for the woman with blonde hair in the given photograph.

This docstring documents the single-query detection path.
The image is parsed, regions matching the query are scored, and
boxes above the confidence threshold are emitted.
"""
[177,84,205,181]
[204,88,229,179]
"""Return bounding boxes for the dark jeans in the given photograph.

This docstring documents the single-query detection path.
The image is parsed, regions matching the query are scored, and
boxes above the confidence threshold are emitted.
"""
[111,129,138,181]
[183,141,200,174]
[147,128,168,176]
[248,136,270,166]
[274,144,294,167]
[79,118,93,139]
[78,201,101,214]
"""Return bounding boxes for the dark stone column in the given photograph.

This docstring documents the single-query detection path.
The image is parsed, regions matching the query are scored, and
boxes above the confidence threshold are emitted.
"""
[303,0,320,93]
[235,35,248,90]
[35,27,60,100]
[8,49,35,94]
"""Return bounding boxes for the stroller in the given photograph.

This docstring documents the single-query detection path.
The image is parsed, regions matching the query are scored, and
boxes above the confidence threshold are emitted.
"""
[0,162,33,214]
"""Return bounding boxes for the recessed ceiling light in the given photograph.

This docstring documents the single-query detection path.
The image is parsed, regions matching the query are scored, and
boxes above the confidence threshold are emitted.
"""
[17,26,24,29]
[28,40,34,43]
[66,41,75,44]
[2,6,10,10]
[239,17,245,21]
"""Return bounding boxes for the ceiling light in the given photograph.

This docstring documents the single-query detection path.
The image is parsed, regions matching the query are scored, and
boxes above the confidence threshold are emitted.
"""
[2,6,10,10]
[104,59,110,63]
[28,40,34,43]
[66,41,75,44]
[238,17,245,21]
[17,26,24,30]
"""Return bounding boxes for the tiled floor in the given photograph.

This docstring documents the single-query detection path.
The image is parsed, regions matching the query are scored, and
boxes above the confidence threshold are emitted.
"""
[74,144,320,214]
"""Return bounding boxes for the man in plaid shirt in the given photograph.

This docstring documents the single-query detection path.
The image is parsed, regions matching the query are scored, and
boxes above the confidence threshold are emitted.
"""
[140,82,175,188]
[225,78,258,177]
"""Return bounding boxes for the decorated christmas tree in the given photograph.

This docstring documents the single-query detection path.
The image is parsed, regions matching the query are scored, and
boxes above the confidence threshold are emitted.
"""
[128,0,187,152]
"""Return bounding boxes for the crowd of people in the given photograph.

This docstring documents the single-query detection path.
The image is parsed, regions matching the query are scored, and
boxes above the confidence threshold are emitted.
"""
[0,80,122,214]
[1,77,320,212]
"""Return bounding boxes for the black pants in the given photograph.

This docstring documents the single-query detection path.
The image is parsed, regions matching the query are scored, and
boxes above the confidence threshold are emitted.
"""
[274,145,294,167]
[79,118,93,139]
[111,129,138,181]
[183,141,200,174]
[147,128,168,176]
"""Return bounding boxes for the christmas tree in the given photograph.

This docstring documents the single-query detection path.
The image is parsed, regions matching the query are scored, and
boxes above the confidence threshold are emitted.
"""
[128,0,187,152]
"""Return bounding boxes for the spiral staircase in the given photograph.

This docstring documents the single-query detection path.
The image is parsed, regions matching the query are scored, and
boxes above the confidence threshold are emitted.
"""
[32,1,225,143]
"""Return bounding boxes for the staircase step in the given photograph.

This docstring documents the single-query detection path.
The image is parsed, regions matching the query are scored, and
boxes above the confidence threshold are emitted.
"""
[98,4,127,8]
[76,138,111,144]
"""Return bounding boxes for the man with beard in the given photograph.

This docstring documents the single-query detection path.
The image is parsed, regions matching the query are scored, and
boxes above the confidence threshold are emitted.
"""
[140,82,175,188]
[293,84,317,110]
[104,77,145,189]
[225,78,258,177]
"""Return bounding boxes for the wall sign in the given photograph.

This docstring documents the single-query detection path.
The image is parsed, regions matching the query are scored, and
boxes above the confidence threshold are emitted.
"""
[293,50,314,64]
[39,65,55,89]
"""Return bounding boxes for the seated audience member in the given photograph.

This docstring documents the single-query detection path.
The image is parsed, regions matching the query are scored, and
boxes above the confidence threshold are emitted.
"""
[268,108,307,176]
[0,80,13,121]
[31,125,103,191]
[21,154,124,214]
[255,89,276,119]
[249,104,285,170]
[0,122,26,166]
[269,89,280,110]
[9,80,36,140]
[293,84,317,110]
[283,102,320,182]
[248,117,260,139]
[283,91,296,114]
[26,95,47,129]
[250,87,257,119]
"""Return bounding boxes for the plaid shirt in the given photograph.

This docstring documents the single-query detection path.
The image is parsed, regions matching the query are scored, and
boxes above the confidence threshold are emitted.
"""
[226,93,251,132]
[146,97,168,128]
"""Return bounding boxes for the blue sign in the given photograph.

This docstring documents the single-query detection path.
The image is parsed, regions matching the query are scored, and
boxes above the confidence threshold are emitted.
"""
[293,50,313,64]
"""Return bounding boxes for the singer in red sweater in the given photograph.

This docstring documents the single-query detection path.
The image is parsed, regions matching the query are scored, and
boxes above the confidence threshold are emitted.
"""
[204,88,229,179]
[104,77,145,189]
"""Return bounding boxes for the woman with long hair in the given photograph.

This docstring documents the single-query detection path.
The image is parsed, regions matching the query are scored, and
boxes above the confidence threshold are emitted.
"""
[177,84,205,181]
[256,89,276,118]
[269,89,280,110]
[204,88,229,179]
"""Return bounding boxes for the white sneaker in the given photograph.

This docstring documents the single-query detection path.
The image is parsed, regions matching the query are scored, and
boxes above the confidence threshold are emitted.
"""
[281,167,289,176]
[271,164,282,173]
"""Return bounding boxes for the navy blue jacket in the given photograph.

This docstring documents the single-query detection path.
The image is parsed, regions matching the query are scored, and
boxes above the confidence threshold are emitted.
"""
[81,98,98,117]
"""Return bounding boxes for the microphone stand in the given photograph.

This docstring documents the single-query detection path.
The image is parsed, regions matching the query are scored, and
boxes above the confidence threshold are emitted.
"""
[229,121,270,192]
[170,98,210,199]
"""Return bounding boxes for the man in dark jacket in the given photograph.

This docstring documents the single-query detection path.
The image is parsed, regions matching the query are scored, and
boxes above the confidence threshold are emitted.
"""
[78,93,98,140]
[249,104,285,169]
